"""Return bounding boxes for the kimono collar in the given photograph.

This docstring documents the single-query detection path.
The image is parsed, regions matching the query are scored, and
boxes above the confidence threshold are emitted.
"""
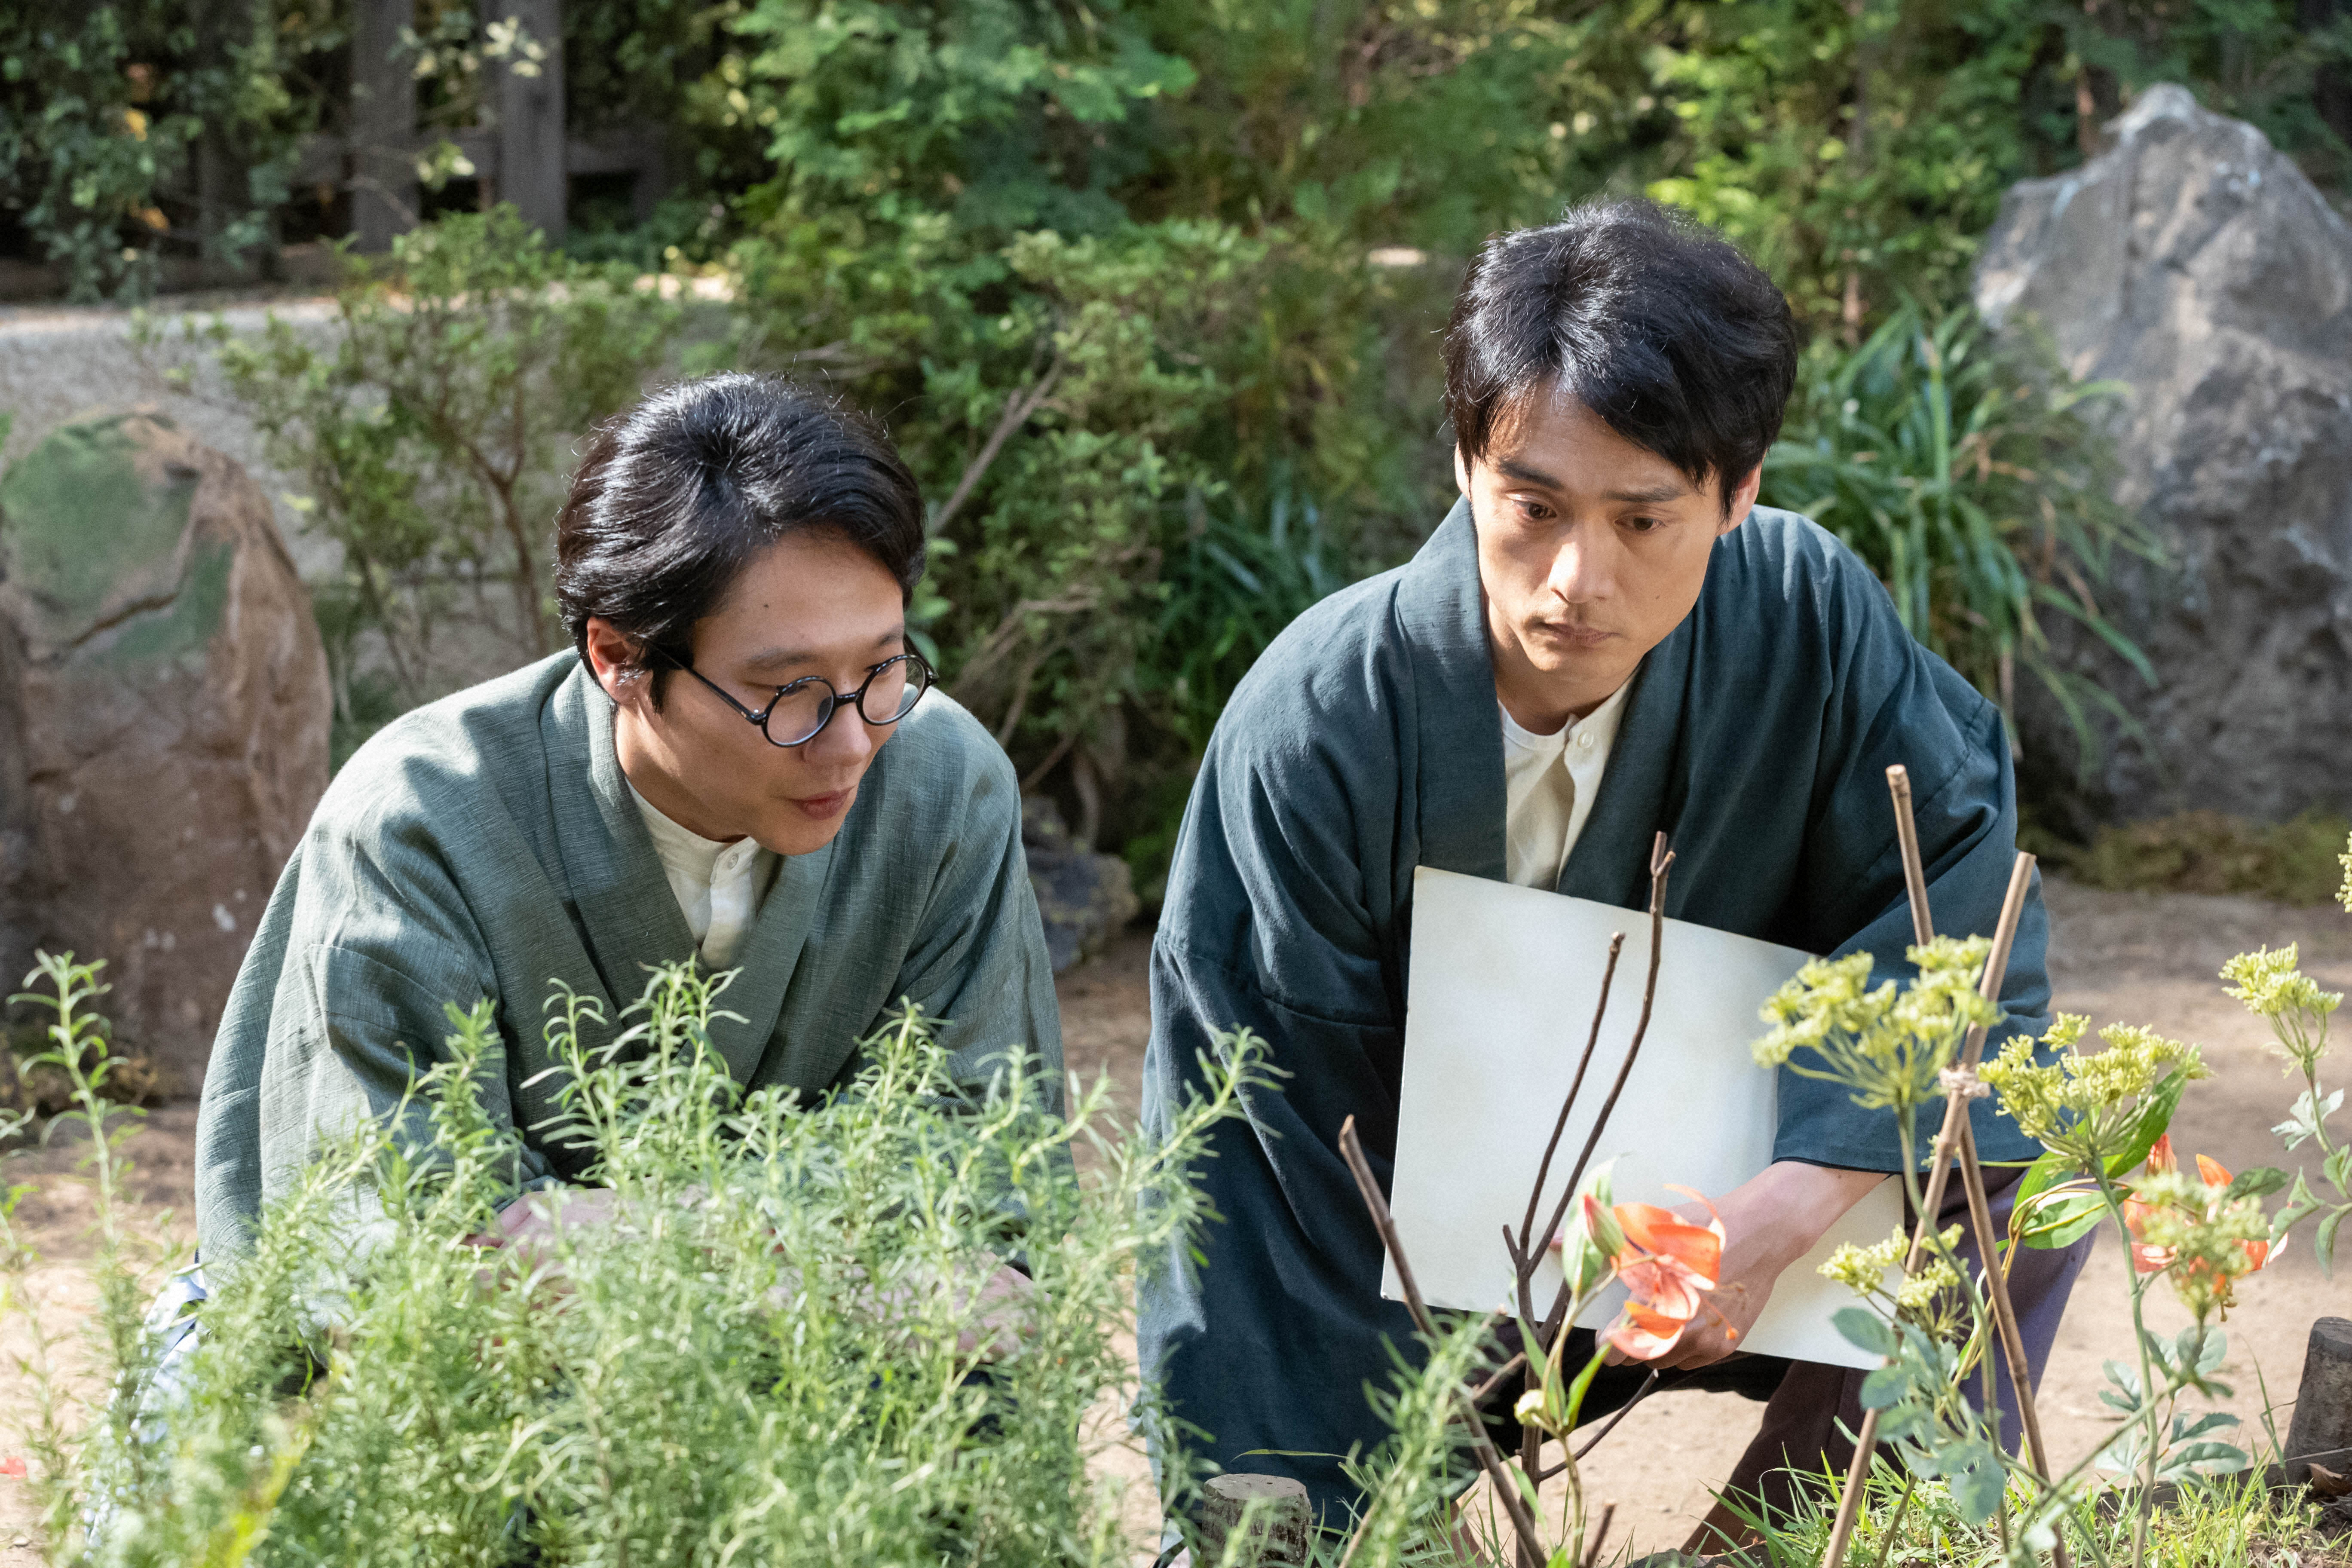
[542,664,836,1084]
[1390,498,1697,915]
[1392,499,1509,883]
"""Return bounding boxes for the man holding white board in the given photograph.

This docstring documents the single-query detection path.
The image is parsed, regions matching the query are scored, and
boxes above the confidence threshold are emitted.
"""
[1138,199,2088,1536]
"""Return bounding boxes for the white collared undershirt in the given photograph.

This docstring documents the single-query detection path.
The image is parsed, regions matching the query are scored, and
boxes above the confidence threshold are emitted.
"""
[1498,680,1633,891]
[628,782,778,967]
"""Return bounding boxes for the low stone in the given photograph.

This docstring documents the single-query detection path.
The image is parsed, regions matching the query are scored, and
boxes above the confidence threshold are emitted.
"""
[1973,84,2352,827]
[0,413,331,1093]
[2287,1317,2352,1487]
[1022,795,1140,974]
[1193,1473,1313,1567]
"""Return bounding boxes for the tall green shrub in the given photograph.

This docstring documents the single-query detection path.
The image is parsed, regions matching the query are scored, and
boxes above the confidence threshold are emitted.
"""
[0,0,342,300]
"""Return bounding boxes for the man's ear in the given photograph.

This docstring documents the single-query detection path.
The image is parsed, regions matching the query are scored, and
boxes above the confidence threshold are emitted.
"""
[1453,444,1472,498]
[582,616,653,715]
[1718,463,1764,536]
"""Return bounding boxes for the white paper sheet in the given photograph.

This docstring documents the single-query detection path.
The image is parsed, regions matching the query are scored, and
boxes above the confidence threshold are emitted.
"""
[1384,866,1901,1371]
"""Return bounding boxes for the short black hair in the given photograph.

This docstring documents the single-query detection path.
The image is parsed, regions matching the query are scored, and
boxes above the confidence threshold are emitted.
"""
[1443,199,1800,511]
[555,374,925,699]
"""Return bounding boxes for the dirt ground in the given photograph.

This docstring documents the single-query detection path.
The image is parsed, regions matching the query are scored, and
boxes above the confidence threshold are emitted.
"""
[6,876,2350,1562]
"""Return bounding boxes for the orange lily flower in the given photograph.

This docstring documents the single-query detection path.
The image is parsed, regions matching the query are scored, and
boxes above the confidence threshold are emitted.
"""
[2124,1134,2271,1282]
[1577,1189,1729,1360]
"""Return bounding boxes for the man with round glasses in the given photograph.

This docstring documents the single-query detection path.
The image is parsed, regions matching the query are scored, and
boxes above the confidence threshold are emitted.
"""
[196,374,1062,1279]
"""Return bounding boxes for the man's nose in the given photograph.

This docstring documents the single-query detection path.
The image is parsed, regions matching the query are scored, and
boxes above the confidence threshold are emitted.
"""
[1547,524,1614,603]
[799,699,878,766]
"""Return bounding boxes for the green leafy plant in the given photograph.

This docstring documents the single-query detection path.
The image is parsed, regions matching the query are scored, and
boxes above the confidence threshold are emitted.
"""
[3,957,1284,1565]
[1761,302,2160,775]
[0,0,342,300]
[138,207,683,760]
[1688,827,2352,1568]
[2034,809,2352,907]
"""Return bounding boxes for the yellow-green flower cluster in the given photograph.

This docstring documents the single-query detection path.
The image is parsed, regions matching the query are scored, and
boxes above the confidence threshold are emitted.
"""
[1981,1015,2207,1168]
[2131,1172,2269,1321]
[2339,828,2351,913]
[2221,945,2338,1075]
[1753,937,1998,1115]
[1819,1224,1966,1334]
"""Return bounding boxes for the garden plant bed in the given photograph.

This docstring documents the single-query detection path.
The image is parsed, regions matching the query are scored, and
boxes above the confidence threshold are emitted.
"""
[6,876,2352,1563]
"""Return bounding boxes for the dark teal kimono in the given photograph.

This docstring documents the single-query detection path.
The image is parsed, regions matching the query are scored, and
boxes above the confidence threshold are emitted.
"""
[1137,501,2050,1519]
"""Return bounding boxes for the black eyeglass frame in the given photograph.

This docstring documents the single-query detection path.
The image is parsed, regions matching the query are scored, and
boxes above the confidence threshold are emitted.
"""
[664,650,934,748]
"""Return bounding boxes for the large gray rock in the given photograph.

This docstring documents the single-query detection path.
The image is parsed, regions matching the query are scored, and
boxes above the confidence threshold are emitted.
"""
[0,413,331,1093]
[1975,84,2352,827]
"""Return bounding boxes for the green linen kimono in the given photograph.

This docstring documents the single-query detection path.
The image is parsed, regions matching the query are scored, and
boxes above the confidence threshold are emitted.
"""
[1137,501,2052,1519]
[194,652,1062,1265]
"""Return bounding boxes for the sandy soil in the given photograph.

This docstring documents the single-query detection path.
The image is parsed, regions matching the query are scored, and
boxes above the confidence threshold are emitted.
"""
[6,878,2349,1563]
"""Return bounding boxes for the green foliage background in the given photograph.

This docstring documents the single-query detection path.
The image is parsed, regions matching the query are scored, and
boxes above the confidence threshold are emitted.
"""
[15,0,2352,879]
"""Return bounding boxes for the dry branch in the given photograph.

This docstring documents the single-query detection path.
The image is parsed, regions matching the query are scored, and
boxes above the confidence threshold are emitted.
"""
[1337,1116,1549,1568]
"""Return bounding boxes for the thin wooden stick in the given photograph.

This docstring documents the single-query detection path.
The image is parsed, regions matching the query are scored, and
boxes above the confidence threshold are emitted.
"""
[1820,848,2037,1568]
[1468,1351,1527,1408]
[1886,766,1936,949]
[1883,769,2069,1566]
[1339,1116,1549,1568]
[1571,1369,1660,1461]
[1511,931,1630,1511]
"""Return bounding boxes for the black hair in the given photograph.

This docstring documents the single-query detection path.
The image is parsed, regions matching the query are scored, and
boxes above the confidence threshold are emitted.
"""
[1443,198,1800,512]
[555,374,925,701]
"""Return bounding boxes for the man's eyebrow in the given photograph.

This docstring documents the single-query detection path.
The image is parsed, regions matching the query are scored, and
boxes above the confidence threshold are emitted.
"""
[1495,458,1566,490]
[1494,459,1690,505]
[1604,481,1692,505]
[739,628,906,673]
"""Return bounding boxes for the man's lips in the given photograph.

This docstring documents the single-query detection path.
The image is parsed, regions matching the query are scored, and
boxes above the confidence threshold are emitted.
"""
[790,786,856,819]
[1535,620,1616,647]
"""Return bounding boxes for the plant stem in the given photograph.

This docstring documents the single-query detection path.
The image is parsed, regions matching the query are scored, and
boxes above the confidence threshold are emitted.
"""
[2090,1163,2161,1568]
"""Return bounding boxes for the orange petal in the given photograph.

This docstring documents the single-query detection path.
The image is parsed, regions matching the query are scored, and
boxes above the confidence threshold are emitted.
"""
[1615,1203,1723,1283]
[2146,1135,2176,1176]
[1607,1302,1688,1361]
[2195,1153,2233,1190]
[1617,1256,1706,1319]
[1662,1185,1730,1242]
[2243,1239,2270,1273]
[2131,1242,2174,1274]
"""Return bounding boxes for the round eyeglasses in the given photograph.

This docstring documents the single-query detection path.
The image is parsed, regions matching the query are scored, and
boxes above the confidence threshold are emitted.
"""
[671,651,934,747]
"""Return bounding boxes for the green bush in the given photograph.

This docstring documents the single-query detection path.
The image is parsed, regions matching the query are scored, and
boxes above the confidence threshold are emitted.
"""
[1760,301,2159,773]
[138,208,684,763]
[0,0,342,300]
[3,956,1285,1566]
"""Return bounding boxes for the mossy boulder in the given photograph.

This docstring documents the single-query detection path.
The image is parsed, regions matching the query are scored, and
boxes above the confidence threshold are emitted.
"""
[0,412,330,1092]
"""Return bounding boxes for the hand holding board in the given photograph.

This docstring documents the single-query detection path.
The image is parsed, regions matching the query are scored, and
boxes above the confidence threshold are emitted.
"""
[1385,867,1900,1370]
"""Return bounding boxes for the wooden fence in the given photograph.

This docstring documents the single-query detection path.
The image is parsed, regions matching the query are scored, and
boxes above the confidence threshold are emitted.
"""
[316,0,669,251]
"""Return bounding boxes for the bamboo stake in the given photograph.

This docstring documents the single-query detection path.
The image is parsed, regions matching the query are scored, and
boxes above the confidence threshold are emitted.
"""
[1882,768,2069,1568]
[1819,846,2037,1568]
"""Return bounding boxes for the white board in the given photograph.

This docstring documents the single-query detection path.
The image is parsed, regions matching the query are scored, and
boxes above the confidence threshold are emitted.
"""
[1385,866,1901,1370]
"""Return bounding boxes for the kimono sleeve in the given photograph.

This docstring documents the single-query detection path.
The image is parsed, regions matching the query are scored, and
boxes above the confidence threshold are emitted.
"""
[1136,691,1425,1525]
[883,734,1063,1114]
[1771,563,2053,1171]
[194,808,556,1266]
